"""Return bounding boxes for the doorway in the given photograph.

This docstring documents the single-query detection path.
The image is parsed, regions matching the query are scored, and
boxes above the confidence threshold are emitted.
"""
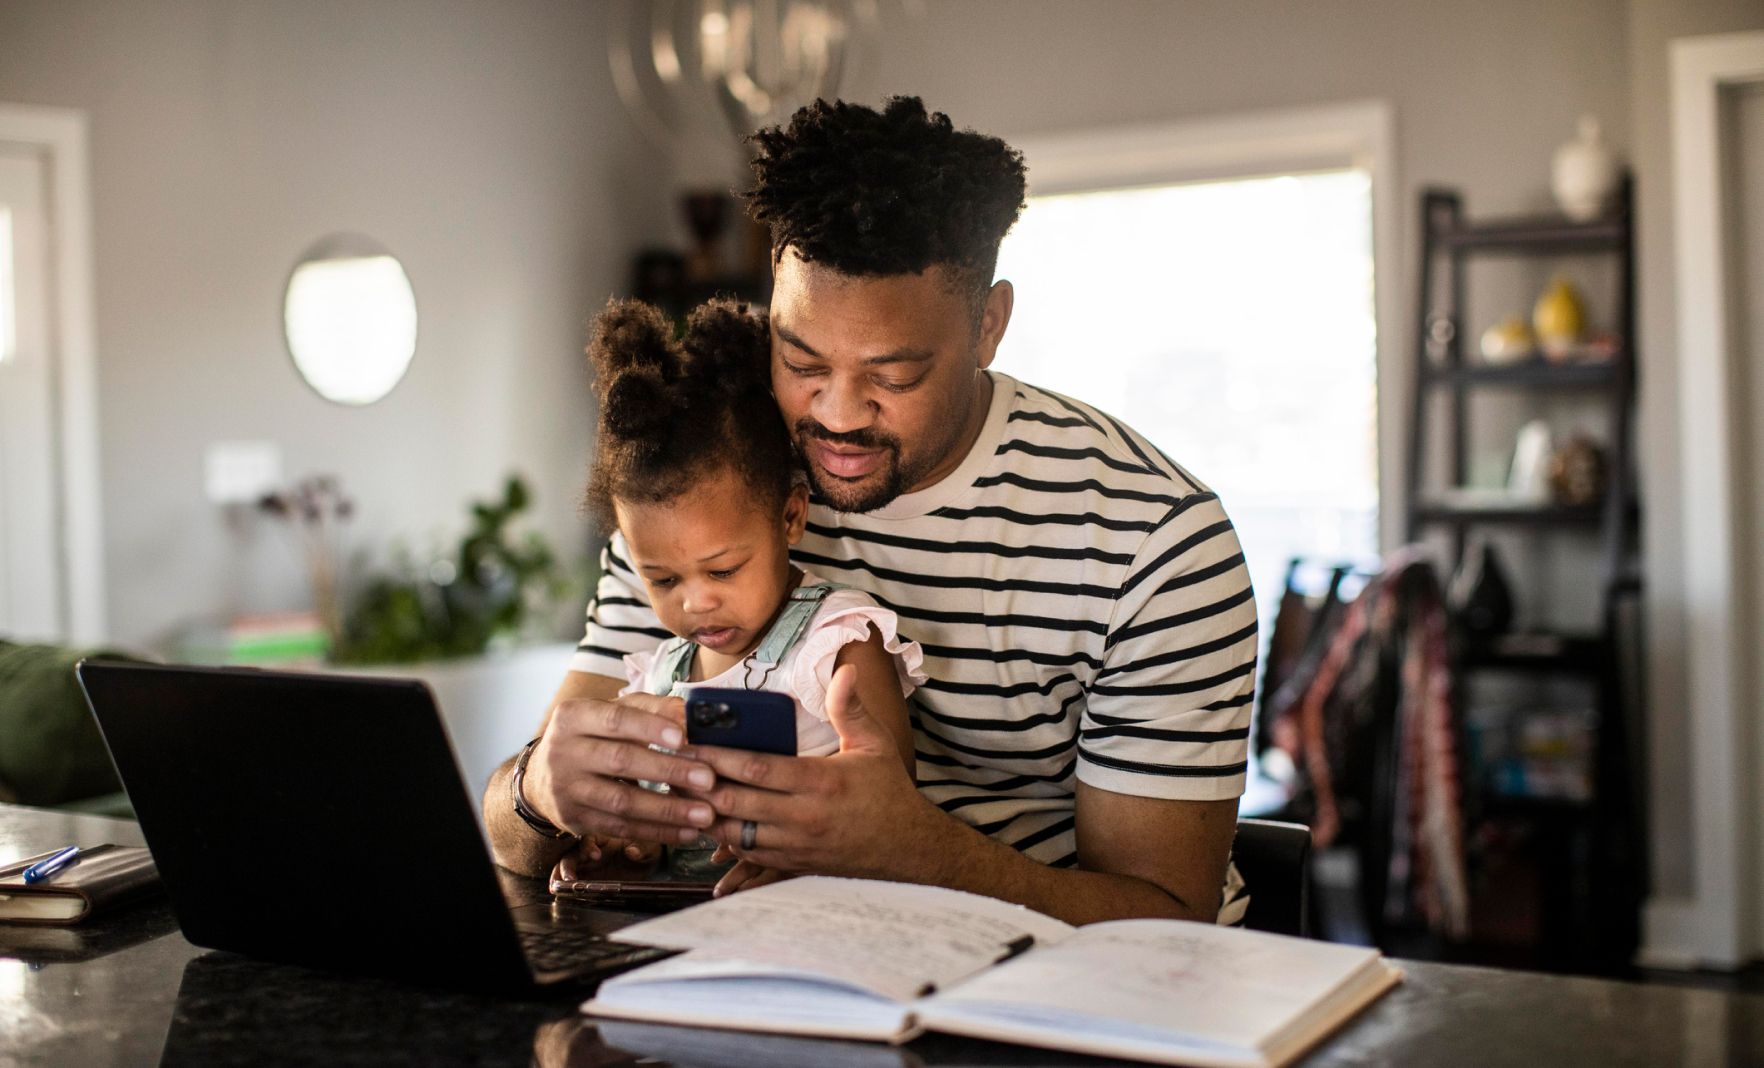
[0,147,61,638]
[1734,80,1764,962]
[0,104,105,644]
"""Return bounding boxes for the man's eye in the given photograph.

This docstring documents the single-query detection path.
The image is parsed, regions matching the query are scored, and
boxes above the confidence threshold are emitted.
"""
[876,375,925,393]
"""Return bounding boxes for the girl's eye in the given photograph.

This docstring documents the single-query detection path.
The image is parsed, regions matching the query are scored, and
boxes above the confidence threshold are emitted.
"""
[649,576,678,590]
[783,359,825,377]
[710,566,741,580]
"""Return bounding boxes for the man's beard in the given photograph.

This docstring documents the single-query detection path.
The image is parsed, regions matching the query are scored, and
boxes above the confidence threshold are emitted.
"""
[792,420,922,513]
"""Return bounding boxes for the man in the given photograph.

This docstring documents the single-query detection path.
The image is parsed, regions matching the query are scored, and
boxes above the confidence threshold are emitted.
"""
[486,97,1258,926]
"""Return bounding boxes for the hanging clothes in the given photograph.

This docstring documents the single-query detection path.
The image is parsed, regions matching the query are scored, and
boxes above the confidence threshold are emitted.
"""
[1264,548,1469,941]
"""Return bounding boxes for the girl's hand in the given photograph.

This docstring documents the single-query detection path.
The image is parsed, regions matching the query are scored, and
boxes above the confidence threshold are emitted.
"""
[555,837,662,882]
[713,857,788,897]
[594,836,664,865]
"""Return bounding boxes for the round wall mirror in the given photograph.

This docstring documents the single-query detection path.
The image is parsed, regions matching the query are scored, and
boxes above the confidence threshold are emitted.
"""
[283,233,418,405]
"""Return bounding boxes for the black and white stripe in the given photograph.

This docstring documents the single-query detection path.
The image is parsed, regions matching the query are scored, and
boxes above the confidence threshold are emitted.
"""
[571,372,1257,922]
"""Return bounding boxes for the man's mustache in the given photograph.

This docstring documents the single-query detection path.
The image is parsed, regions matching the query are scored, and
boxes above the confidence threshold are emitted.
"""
[793,420,897,452]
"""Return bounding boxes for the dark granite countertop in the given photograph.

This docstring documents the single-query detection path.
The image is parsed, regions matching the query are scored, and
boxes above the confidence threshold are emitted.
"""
[4,804,1762,1067]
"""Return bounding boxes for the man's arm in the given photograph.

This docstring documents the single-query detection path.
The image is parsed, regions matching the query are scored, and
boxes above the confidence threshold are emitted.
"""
[482,672,612,876]
[907,783,1239,923]
[482,671,720,875]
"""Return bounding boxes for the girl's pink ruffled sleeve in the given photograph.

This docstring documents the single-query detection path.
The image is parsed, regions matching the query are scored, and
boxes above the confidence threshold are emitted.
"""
[788,591,928,726]
[618,648,657,698]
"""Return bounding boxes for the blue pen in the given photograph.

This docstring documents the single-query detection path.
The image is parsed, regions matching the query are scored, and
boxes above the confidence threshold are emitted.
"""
[22,845,81,884]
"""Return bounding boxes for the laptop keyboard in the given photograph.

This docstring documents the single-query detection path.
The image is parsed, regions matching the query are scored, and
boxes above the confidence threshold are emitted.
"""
[518,927,672,976]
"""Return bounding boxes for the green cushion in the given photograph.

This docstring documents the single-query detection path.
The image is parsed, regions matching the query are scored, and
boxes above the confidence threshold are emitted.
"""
[0,640,148,805]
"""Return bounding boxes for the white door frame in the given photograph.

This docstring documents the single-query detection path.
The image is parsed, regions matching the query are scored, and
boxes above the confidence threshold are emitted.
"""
[1005,100,1403,551]
[0,104,105,643]
[1645,31,1764,970]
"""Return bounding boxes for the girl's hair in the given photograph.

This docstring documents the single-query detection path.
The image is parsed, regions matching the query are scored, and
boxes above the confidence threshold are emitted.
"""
[584,297,794,530]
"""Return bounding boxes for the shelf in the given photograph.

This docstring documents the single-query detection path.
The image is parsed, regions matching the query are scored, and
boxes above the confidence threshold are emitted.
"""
[1414,501,1603,526]
[1436,215,1626,253]
[1460,632,1604,674]
[1423,359,1621,390]
[1480,794,1595,821]
[1408,183,1642,973]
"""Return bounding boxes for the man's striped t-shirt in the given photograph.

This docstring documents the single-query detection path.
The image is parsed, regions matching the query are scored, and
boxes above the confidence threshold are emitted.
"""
[570,371,1259,920]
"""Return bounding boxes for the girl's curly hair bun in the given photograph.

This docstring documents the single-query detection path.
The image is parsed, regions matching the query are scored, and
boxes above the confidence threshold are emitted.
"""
[583,296,796,531]
[588,298,679,383]
[601,367,676,443]
[681,299,769,396]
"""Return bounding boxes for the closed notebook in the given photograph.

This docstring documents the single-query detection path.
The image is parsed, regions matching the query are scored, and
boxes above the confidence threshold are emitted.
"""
[0,844,161,925]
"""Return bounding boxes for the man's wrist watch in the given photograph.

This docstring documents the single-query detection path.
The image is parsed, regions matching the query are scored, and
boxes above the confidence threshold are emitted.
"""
[511,738,578,841]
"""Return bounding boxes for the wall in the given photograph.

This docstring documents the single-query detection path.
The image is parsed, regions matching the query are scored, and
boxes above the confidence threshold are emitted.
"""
[0,0,668,650]
[1625,0,1764,927]
[833,0,1634,603]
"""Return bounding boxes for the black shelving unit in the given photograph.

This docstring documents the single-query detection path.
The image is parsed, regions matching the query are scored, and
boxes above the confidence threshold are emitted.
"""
[1404,180,1645,973]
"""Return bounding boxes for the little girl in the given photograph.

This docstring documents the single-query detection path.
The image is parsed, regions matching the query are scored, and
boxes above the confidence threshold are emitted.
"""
[577,297,925,886]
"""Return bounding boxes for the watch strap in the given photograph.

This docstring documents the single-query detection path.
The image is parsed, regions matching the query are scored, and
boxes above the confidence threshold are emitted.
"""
[511,737,578,840]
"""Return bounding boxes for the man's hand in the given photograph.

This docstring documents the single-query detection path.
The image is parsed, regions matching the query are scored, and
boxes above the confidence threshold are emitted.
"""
[523,690,721,847]
[693,665,944,881]
[687,665,1239,926]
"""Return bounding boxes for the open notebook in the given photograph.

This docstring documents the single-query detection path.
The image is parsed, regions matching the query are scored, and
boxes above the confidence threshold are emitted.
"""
[583,877,1400,1068]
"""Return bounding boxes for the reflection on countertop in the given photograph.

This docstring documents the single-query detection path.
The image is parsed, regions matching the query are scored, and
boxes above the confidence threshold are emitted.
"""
[5,803,1764,1068]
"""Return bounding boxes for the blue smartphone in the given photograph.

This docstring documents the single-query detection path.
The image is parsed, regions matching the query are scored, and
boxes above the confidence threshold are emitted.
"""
[683,687,796,755]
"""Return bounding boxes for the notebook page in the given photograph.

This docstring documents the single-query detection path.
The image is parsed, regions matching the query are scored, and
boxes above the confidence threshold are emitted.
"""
[607,876,1074,1003]
[924,919,1386,1052]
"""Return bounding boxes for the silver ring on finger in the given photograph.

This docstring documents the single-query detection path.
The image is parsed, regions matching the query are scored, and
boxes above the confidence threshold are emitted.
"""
[740,819,758,851]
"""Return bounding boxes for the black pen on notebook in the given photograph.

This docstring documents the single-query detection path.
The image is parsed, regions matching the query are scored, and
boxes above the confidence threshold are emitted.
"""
[22,845,80,884]
[915,935,1037,998]
[993,934,1036,964]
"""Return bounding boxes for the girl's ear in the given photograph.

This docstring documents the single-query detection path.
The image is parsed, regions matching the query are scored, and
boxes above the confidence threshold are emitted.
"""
[781,482,810,545]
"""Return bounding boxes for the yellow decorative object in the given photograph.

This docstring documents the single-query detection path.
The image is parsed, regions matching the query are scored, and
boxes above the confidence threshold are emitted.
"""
[1533,276,1586,361]
[1479,316,1535,365]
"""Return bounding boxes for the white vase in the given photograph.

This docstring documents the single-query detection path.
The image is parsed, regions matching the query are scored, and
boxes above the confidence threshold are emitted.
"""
[1551,116,1621,222]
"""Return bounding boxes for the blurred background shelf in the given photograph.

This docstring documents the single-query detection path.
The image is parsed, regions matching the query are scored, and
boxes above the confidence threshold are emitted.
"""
[1402,180,1645,974]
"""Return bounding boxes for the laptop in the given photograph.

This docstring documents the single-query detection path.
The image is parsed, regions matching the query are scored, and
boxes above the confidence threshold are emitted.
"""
[75,659,676,991]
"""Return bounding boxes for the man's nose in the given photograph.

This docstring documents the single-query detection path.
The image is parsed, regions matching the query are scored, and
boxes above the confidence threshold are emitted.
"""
[810,375,875,434]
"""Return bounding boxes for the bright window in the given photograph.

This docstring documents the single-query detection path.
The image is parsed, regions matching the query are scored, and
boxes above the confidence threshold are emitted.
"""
[996,169,1381,643]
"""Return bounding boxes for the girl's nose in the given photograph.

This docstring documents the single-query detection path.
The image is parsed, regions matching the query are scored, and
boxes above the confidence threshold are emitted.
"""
[681,583,719,615]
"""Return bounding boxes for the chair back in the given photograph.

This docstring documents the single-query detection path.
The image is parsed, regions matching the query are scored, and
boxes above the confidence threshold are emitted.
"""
[1233,818,1312,937]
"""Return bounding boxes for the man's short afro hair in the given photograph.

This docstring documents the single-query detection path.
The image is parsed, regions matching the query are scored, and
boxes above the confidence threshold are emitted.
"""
[746,96,1027,294]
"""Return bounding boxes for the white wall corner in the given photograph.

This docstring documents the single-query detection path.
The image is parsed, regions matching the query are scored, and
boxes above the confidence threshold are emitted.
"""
[1646,30,1764,971]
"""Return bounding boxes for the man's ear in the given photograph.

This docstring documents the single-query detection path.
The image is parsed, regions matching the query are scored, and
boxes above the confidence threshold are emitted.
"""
[781,482,810,545]
[975,280,1014,371]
